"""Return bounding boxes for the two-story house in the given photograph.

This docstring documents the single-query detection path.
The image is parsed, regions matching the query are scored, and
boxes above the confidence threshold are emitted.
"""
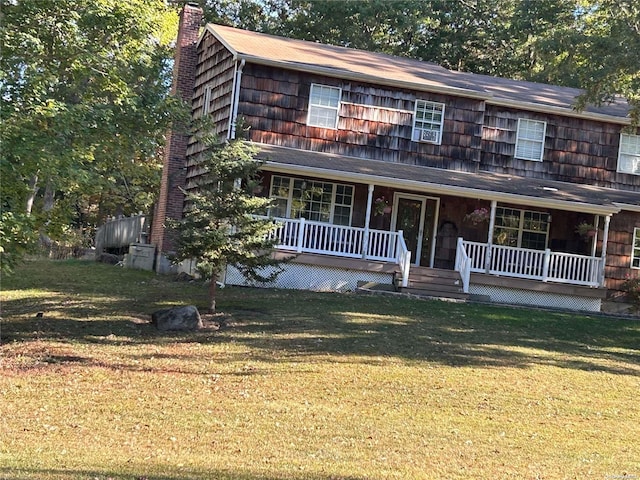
[151,5,640,313]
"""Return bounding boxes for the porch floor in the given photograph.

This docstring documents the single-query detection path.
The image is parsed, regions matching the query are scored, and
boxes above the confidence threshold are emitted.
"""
[272,250,399,274]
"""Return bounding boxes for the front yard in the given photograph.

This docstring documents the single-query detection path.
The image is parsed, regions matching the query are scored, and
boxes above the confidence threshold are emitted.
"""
[1,259,638,479]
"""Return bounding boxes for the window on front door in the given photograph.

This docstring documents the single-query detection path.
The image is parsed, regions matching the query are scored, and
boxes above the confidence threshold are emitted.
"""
[632,227,640,269]
[268,175,354,225]
[493,207,550,250]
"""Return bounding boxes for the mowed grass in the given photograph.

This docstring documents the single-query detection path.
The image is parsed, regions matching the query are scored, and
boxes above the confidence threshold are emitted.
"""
[1,259,638,480]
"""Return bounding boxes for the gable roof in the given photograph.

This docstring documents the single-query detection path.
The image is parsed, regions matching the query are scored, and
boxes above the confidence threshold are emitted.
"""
[205,24,631,124]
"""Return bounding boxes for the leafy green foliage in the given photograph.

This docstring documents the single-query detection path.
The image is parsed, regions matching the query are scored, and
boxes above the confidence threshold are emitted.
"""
[0,211,38,274]
[171,136,283,312]
[622,275,640,312]
[0,0,182,258]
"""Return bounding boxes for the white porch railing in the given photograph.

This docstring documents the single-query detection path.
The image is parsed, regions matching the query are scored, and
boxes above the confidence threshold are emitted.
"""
[457,239,602,287]
[259,216,411,287]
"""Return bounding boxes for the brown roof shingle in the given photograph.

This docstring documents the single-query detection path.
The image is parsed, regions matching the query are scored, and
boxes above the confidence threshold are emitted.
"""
[255,144,640,215]
[208,24,631,122]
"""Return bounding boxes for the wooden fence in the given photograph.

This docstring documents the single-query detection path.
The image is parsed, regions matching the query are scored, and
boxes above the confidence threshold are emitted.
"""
[95,215,149,252]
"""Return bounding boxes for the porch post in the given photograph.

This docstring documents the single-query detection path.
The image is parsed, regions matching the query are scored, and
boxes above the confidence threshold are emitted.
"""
[598,215,611,287]
[484,200,497,273]
[591,215,600,257]
[362,184,374,258]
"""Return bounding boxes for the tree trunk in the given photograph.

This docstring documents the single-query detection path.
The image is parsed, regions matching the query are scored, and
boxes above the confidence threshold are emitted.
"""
[208,273,218,314]
[43,179,55,212]
[26,174,39,215]
[39,179,56,247]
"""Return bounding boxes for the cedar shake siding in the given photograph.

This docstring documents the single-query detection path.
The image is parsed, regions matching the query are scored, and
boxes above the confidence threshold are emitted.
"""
[238,63,484,172]
[481,106,640,191]
[184,33,236,191]
[605,211,640,294]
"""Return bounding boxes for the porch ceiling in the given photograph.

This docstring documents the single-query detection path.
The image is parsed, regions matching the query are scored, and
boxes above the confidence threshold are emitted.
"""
[255,144,640,215]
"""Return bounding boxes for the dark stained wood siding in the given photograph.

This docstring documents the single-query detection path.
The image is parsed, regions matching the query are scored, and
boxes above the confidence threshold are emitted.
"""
[185,31,236,189]
[238,64,485,172]
[481,106,640,191]
[605,211,640,295]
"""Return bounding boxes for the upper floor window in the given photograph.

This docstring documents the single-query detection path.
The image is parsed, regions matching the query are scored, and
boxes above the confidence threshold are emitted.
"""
[412,100,445,144]
[307,84,341,129]
[269,175,354,226]
[618,133,640,175]
[515,118,546,162]
[493,207,550,250]
[632,227,640,269]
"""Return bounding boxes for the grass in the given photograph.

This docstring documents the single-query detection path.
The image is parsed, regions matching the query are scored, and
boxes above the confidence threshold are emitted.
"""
[1,258,639,480]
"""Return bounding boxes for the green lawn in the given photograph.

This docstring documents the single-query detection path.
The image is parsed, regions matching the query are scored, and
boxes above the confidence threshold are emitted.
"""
[1,259,639,480]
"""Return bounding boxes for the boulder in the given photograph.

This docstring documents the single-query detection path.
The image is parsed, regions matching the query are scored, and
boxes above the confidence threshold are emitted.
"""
[151,305,203,332]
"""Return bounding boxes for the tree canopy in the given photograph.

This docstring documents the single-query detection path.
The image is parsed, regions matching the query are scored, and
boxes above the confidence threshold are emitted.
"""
[0,0,180,259]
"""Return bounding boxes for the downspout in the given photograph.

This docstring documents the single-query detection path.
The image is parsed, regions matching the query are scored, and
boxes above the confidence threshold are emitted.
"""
[228,58,246,140]
[598,215,611,287]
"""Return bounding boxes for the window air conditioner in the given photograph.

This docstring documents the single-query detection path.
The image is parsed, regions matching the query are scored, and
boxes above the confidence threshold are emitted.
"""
[420,129,439,143]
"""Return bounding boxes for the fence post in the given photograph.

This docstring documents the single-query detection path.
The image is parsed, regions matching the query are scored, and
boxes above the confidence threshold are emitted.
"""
[296,217,305,253]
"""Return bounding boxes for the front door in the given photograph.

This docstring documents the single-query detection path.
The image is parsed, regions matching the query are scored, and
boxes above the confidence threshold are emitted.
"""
[392,194,439,267]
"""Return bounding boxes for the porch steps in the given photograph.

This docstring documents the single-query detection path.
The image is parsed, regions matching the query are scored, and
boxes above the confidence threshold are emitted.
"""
[399,267,470,301]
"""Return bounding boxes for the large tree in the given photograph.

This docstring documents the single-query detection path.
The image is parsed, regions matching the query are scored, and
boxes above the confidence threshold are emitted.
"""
[0,0,181,260]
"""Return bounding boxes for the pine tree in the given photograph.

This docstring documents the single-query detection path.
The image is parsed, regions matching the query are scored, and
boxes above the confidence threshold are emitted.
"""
[171,136,283,313]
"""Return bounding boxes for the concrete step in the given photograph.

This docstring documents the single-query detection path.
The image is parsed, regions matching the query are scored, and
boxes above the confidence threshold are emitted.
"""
[401,287,470,301]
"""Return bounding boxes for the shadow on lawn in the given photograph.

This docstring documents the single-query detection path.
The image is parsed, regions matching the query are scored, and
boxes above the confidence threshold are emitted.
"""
[2,259,639,375]
[218,300,640,376]
[2,289,638,376]
[0,466,368,480]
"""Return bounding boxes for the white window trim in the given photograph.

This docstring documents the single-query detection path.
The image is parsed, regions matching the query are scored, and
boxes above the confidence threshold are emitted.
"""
[617,132,640,175]
[514,118,546,162]
[412,100,445,145]
[307,83,342,129]
[268,175,354,225]
[494,206,550,250]
[632,227,640,269]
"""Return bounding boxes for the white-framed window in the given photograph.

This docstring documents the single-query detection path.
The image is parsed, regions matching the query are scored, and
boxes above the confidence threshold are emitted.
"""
[268,175,354,225]
[632,227,640,269]
[307,84,341,129]
[202,85,212,115]
[515,118,546,161]
[412,100,445,144]
[618,133,640,175]
[493,207,550,250]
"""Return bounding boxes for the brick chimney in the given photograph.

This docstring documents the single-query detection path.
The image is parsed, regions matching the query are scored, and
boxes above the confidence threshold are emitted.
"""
[151,3,203,272]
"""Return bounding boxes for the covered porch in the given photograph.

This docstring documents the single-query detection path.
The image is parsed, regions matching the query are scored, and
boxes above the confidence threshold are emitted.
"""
[244,144,637,309]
